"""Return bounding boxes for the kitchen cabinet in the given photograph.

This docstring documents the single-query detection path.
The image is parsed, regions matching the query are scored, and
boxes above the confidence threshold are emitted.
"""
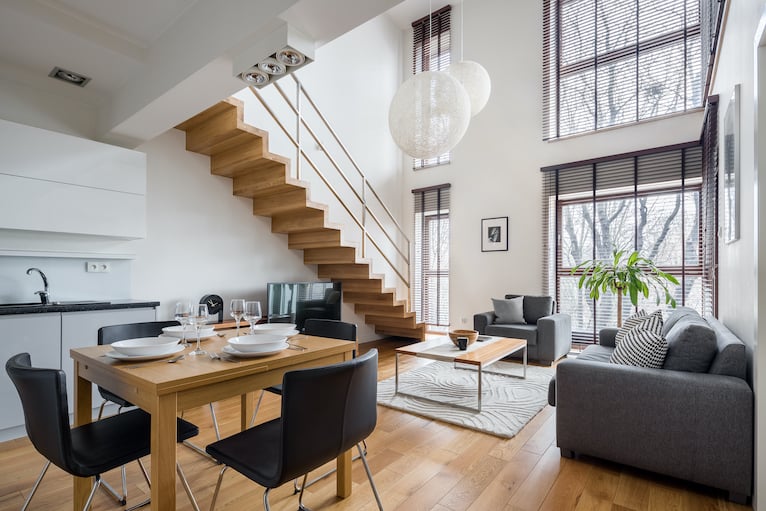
[61,308,156,413]
[0,306,156,440]
[0,313,60,431]
[0,119,146,239]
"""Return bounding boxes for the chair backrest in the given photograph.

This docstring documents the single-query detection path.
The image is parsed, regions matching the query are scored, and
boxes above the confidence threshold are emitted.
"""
[98,320,180,345]
[279,349,378,483]
[302,319,356,342]
[5,353,76,474]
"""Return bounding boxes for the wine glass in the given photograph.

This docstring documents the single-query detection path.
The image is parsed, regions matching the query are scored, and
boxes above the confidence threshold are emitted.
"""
[174,301,193,347]
[243,301,262,334]
[188,303,209,356]
[230,299,245,337]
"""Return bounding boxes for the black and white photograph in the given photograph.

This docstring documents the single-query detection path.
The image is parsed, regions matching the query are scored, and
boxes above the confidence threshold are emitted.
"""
[481,217,509,252]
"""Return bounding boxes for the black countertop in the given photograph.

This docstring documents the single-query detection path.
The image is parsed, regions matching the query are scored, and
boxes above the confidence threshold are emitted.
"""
[0,299,160,316]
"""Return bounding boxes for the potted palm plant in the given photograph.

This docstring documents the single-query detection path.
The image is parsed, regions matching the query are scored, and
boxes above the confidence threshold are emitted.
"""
[572,249,679,327]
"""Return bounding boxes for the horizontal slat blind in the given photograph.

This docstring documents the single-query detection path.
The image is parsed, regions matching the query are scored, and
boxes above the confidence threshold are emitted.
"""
[413,184,451,327]
[542,0,721,140]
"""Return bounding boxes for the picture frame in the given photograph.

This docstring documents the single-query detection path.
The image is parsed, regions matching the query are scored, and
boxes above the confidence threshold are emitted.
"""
[723,84,740,243]
[481,217,508,252]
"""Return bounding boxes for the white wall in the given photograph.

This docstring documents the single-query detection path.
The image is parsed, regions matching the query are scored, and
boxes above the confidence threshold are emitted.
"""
[713,0,766,508]
[400,0,702,328]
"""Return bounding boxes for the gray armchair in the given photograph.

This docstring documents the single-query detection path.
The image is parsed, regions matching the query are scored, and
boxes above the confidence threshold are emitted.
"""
[473,294,571,365]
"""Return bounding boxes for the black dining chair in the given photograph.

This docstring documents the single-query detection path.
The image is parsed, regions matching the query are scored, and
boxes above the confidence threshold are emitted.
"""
[206,349,383,511]
[98,321,222,460]
[5,352,200,511]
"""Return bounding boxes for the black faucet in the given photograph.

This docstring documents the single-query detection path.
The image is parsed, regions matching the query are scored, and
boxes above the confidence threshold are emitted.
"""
[26,268,50,305]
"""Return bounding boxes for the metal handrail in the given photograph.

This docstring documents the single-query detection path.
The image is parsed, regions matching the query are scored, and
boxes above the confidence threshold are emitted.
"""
[246,81,411,289]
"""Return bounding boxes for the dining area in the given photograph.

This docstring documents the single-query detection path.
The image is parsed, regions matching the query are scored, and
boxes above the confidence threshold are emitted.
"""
[4,310,384,511]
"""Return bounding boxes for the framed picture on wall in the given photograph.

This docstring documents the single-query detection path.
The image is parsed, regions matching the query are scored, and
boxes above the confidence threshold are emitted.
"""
[723,84,740,243]
[481,217,508,252]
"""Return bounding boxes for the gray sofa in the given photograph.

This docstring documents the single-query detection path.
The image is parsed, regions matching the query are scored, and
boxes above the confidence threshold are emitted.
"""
[473,294,571,365]
[548,307,753,503]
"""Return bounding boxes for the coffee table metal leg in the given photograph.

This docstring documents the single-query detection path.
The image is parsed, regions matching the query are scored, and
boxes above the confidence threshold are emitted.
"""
[477,365,482,411]
[395,353,399,394]
[523,346,527,378]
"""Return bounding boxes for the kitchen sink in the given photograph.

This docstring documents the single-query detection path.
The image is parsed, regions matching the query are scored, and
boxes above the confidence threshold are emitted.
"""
[0,300,111,308]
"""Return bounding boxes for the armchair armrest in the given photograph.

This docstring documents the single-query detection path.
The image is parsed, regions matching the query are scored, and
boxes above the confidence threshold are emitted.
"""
[536,313,572,364]
[599,327,619,347]
[555,359,753,497]
[473,311,495,334]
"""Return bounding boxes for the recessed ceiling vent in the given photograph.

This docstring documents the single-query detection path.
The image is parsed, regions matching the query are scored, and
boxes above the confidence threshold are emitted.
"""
[48,67,91,87]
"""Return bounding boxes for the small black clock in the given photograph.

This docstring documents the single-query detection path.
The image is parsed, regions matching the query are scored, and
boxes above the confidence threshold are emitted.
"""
[200,294,224,323]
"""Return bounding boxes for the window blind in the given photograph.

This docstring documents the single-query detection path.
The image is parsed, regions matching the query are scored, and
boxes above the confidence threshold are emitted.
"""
[412,5,451,169]
[701,95,718,317]
[542,142,715,342]
[413,184,451,326]
[542,0,723,140]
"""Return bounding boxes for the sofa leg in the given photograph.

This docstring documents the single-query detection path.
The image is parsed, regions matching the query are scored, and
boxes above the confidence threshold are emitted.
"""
[560,449,577,459]
[727,491,748,505]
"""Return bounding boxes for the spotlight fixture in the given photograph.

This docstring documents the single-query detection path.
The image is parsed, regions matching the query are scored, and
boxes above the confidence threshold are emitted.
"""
[48,66,91,87]
[233,24,314,88]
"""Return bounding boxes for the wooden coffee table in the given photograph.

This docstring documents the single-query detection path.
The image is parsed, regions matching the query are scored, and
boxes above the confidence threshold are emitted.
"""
[394,336,527,411]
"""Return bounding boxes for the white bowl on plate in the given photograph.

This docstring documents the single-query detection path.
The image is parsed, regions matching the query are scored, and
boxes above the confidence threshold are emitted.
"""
[162,325,215,338]
[111,337,180,357]
[251,323,297,334]
[228,334,288,353]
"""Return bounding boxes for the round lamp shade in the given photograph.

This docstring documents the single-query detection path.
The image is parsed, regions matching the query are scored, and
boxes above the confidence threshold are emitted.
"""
[388,71,471,160]
[447,60,491,116]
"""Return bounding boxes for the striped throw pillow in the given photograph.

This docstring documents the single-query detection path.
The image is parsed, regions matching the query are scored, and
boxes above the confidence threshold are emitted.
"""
[615,310,663,345]
[610,327,668,368]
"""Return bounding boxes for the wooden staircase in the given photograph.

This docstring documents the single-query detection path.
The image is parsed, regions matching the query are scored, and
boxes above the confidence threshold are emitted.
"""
[176,97,426,340]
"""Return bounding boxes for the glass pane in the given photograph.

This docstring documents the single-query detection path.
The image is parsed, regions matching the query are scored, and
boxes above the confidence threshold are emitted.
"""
[559,276,595,338]
[597,0,636,55]
[684,190,701,266]
[639,0,686,41]
[594,198,635,259]
[597,56,638,128]
[686,36,703,109]
[638,41,686,119]
[561,0,596,66]
[560,69,596,136]
[636,192,684,265]
[561,202,594,268]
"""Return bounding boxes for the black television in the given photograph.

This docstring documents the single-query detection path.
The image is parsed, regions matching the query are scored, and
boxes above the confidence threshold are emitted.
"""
[266,281,342,331]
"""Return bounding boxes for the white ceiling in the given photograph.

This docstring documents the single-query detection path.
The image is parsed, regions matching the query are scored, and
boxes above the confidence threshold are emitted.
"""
[0,0,426,146]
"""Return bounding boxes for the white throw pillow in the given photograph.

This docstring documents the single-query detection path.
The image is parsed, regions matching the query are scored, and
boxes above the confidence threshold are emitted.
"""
[615,309,663,345]
[610,327,668,368]
[492,297,525,324]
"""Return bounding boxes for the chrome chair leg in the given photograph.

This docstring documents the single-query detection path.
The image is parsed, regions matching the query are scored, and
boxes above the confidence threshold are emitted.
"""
[99,476,127,505]
[296,473,310,511]
[97,399,107,420]
[125,461,199,511]
[263,487,272,511]
[84,477,103,511]
[209,403,221,440]
[293,440,368,493]
[209,465,229,511]
[249,390,265,427]
[358,443,384,511]
[20,460,50,511]
[183,403,221,460]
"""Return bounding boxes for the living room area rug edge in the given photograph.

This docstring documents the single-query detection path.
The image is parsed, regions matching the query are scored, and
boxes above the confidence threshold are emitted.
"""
[377,361,553,439]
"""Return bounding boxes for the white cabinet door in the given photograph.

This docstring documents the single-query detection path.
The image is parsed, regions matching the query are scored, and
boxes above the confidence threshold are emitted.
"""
[0,313,61,431]
[61,308,156,413]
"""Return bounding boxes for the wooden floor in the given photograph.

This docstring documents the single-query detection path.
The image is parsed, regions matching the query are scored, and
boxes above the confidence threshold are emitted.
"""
[0,339,751,511]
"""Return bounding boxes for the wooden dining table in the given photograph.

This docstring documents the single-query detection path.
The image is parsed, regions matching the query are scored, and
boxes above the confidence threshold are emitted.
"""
[70,330,356,510]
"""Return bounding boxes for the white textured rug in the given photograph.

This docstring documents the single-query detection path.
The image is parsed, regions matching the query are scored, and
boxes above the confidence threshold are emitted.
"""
[377,361,553,438]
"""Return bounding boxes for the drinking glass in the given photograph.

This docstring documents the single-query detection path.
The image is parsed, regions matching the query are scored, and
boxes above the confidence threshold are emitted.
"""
[243,301,262,334]
[189,303,209,356]
[230,298,245,337]
[174,301,193,347]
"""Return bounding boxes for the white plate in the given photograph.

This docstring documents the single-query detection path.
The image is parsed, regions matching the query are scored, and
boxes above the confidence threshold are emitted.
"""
[162,325,215,338]
[223,343,288,358]
[251,323,297,332]
[228,334,288,352]
[111,336,180,356]
[106,345,185,361]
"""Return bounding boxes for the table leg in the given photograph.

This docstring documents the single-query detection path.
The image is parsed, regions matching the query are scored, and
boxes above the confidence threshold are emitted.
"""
[395,353,399,394]
[151,393,178,510]
[478,364,483,411]
[336,448,352,497]
[242,391,255,431]
[73,361,92,510]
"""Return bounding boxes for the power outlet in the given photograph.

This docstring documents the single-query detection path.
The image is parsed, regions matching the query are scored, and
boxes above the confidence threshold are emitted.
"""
[86,261,111,273]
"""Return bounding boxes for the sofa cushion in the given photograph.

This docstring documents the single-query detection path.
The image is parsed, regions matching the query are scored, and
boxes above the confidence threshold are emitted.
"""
[577,344,614,363]
[615,310,663,345]
[492,297,525,324]
[610,327,668,368]
[485,323,538,346]
[661,306,700,336]
[662,316,718,373]
[505,294,554,324]
[706,316,748,380]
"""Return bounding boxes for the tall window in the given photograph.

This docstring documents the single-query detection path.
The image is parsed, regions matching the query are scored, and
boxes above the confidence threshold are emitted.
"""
[412,5,451,169]
[542,0,715,139]
[542,142,717,342]
[413,184,450,328]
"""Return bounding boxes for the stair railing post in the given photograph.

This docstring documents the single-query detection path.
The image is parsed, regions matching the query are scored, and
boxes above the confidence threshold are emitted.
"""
[361,178,367,259]
[296,81,302,180]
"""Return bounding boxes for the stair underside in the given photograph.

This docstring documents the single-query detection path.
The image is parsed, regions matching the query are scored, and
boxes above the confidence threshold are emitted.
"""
[176,97,425,341]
